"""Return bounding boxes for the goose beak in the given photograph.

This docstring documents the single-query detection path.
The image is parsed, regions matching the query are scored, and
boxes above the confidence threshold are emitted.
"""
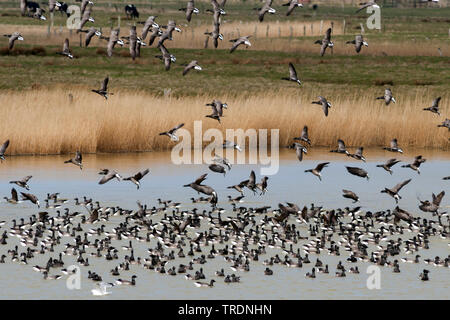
[175,27,182,32]
[95,31,101,37]
[152,23,159,28]
[194,65,202,71]
[18,36,24,41]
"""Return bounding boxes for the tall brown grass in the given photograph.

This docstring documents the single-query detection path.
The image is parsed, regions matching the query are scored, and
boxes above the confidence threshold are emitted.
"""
[0,87,448,155]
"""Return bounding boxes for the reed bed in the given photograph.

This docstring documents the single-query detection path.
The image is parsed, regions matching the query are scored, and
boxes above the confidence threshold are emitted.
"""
[0,87,448,155]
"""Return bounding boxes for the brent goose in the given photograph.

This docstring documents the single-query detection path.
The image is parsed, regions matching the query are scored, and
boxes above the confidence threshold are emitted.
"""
[92,76,111,99]
[205,103,222,123]
[183,60,202,76]
[123,169,150,189]
[376,158,400,174]
[342,189,359,203]
[376,88,396,105]
[256,0,276,22]
[80,0,94,16]
[140,16,159,40]
[293,143,307,162]
[91,282,115,296]
[179,0,199,22]
[283,0,303,16]
[0,139,10,161]
[281,63,302,85]
[64,151,83,170]
[57,38,73,59]
[3,32,24,50]
[223,140,241,151]
[77,4,94,31]
[229,36,251,53]
[393,207,413,224]
[157,20,181,47]
[79,27,101,47]
[9,175,32,190]
[348,147,366,162]
[346,34,368,53]
[383,138,403,153]
[305,268,316,278]
[206,100,227,116]
[209,164,226,176]
[346,166,369,180]
[20,192,40,207]
[418,191,445,214]
[423,97,441,115]
[381,179,412,203]
[293,126,311,145]
[159,123,185,141]
[155,44,176,71]
[102,28,124,57]
[204,23,223,48]
[4,188,19,204]
[419,269,429,281]
[356,1,380,13]
[305,162,330,181]
[194,279,215,288]
[312,96,332,116]
[437,118,450,131]
[401,155,426,174]
[98,169,122,185]
[330,139,349,154]
[128,26,138,60]
[115,275,137,286]
[43,271,61,280]
[315,28,334,56]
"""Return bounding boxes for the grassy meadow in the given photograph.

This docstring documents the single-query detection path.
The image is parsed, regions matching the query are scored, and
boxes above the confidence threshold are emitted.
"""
[0,1,448,154]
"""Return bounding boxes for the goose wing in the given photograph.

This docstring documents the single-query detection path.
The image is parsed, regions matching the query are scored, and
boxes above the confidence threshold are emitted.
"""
[168,123,184,134]
[11,188,18,201]
[337,139,346,152]
[0,139,10,154]
[101,77,109,91]
[75,151,82,163]
[134,169,150,180]
[432,191,445,206]
[432,97,441,109]
[288,63,298,80]
[392,179,411,193]
[194,173,208,185]
[248,170,256,185]
[22,175,33,183]
[390,138,398,149]
[315,162,329,171]
[63,38,70,53]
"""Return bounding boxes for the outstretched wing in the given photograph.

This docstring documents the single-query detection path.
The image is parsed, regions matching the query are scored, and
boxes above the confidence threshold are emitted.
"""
[432,191,445,206]
[288,63,297,80]
[75,151,82,163]
[101,77,109,91]
[194,173,208,185]
[0,139,10,154]
[392,179,411,193]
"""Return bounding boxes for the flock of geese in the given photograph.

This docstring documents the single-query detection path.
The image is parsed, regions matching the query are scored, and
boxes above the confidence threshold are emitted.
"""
[1,0,449,298]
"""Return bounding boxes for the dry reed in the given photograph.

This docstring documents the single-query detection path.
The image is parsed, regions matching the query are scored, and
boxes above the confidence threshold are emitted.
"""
[0,87,448,155]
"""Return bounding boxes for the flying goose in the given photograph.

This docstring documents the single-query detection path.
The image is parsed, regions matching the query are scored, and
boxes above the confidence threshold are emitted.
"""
[293,126,311,145]
[314,28,333,56]
[140,16,159,40]
[393,206,413,224]
[381,179,411,203]
[346,166,369,180]
[179,0,199,22]
[20,192,40,207]
[4,188,19,204]
[80,0,94,16]
[92,76,111,99]
[293,143,307,162]
[229,36,251,53]
[213,153,231,170]
[418,191,445,214]
[77,4,94,31]
[383,138,403,153]
[148,26,162,46]
[437,118,450,130]
[204,23,223,48]
[123,169,150,189]
[223,140,242,151]
[376,158,400,174]
[342,190,359,203]
[376,88,396,105]
[0,140,10,161]
[206,100,227,116]
[3,32,24,50]
[48,0,61,13]
[98,169,122,185]
[305,162,330,181]
[256,176,269,195]
[205,103,222,123]
[157,20,181,47]
[281,63,301,85]
[401,155,426,174]
[128,26,138,60]
[209,164,226,176]
[155,44,176,71]
[356,1,380,13]
[104,28,124,57]
[348,147,366,162]
[79,27,101,47]
[183,60,202,76]
[9,176,32,190]
[283,0,303,16]
[159,123,185,141]
[312,96,332,116]
[33,8,46,20]
[183,174,218,200]
[57,38,73,59]
[64,151,83,170]
[330,139,349,155]
[256,0,276,22]
[423,97,441,115]
[346,34,368,53]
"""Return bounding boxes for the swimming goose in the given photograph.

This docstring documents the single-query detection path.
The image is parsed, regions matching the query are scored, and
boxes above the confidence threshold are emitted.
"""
[401,155,426,174]
[418,191,445,214]
[229,36,251,53]
[342,190,359,203]
[0,139,9,161]
[91,282,115,296]
[256,0,276,22]
[281,63,301,85]
[91,76,112,99]
[381,179,411,203]
[346,34,368,53]
[194,279,215,288]
[20,192,40,207]
[3,32,24,50]
[64,151,83,169]
[159,123,185,141]
[423,97,441,115]
[312,96,332,116]
[293,143,307,162]
[43,271,61,280]
[283,0,303,16]
[330,139,349,155]
[346,166,369,180]
[140,16,159,40]
[348,147,366,162]
[183,60,202,76]
[4,188,19,204]
[204,23,223,48]
[79,27,101,47]
[155,44,176,71]
[293,126,311,145]
[356,1,380,13]
[314,28,334,56]
[98,169,122,185]
[376,88,396,105]
[9,176,32,190]
[115,275,137,286]
[209,164,226,176]
[123,169,150,189]
[179,0,199,22]
[419,269,429,281]
[383,138,403,153]
[376,158,400,174]
[305,268,316,278]
[57,38,73,59]
[437,118,450,130]
[305,162,330,181]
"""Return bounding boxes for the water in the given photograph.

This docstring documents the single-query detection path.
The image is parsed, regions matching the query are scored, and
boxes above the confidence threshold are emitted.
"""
[0,149,448,299]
